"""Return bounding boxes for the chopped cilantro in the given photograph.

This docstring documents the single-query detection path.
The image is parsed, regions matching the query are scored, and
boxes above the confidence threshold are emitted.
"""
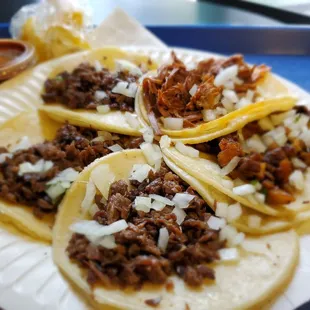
[294,114,301,123]
[251,179,258,186]
[261,188,268,196]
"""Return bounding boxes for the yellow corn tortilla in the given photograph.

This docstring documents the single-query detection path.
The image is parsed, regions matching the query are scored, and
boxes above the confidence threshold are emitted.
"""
[54,149,299,310]
[162,146,310,218]
[136,71,296,142]
[39,47,157,135]
[0,111,62,242]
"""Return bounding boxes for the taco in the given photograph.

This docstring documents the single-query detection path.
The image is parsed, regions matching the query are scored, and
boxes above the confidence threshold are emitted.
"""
[53,149,298,310]
[39,47,157,135]
[136,52,296,142]
[161,105,310,220]
[0,111,146,242]
[164,156,295,235]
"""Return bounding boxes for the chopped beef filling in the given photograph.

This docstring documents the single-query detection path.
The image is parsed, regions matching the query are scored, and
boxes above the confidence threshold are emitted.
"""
[0,124,144,217]
[142,52,269,133]
[194,108,310,205]
[42,63,140,112]
[67,163,224,288]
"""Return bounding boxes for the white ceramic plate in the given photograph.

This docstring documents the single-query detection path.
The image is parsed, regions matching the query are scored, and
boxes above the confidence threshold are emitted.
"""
[0,47,309,310]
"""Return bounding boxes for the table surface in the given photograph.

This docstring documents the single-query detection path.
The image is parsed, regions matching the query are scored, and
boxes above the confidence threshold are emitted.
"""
[1,0,281,25]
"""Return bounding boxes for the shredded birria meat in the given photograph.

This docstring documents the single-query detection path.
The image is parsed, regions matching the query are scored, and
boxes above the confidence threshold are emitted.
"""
[194,106,310,205]
[0,125,144,218]
[42,63,142,112]
[67,163,225,288]
[142,52,269,134]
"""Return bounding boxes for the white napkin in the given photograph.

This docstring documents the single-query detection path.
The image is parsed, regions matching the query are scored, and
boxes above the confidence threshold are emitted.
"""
[88,8,167,49]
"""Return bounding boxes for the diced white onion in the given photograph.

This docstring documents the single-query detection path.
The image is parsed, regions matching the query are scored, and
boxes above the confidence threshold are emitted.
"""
[219,224,238,244]
[258,117,274,131]
[286,113,309,132]
[254,192,266,204]
[140,143,162,168]
[221,156,241,176]
[163,117,184,130]
[88,203,100,217]
[262,126,287,147]
[81,179,96,212]
[221,97,234,112]
[107,144,124,153]
[149,194,174,206]
[215,107,228,116]
[175,142,199,158]
[70,219,128,237]
[61,181,71,189]
[91,136,105,143]
[159,135,172,149]
[129,164,154,183]
[46,168,79,200]
[235,97,251,110]
[158,227,169,252]
[94,60,103,72]
[227,203,242,222]
[97,131,113,141]
[125,112,140,129]
[134,196,152,212]
[98,235,117,249]
[202,109,217,122]
[96,105,111,114]
[214,65,238,87]
[289,170,305,191]
[11,136,31,152]
[18,159,54,176]
[248,215,262,228]
[289,129,300,140]
[219,248,239,262]
[0,153,12,163]
[215,202,228,218]
[151,200,166,211]
[112,81,137,98]
[246,134,267,153]
[271,110,295,126]
[95,90,108,101]
[115,59,143,77]
[253,181,262,191]
[140,127,154,143]
[223,80,234,90]
[47,168,79,185]
[172,193,195,209]
[234,77,243,85]
[207,216,226,230]
[233,184,256,196]
[91,164,115,199]
[245,90,254,102]
[299,128,310,148]
[292,157,307,169]
[223,89,238,103]
[233,232,245,246]
[46,182,66,201]
[220,225,245,247]
[189,84,198,96]
[172,207,187,225]
[221,179,234,189]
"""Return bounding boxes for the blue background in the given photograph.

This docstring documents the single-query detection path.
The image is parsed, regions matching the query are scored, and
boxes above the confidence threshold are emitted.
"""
[1,24,310,92]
